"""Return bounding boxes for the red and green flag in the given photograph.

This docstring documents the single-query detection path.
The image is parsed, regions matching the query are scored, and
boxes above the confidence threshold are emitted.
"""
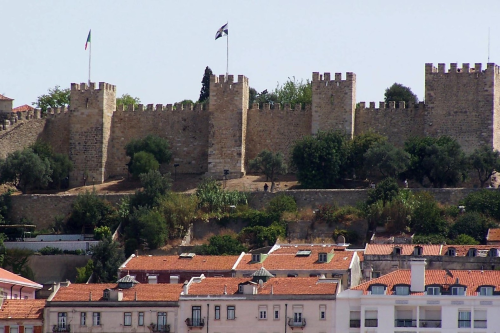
[85,30,91,50]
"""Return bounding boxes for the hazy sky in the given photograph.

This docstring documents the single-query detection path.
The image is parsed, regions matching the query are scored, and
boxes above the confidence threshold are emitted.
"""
[2,0,500,107]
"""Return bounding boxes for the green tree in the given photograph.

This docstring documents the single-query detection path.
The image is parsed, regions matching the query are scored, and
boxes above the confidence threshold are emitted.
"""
[130,151,160,179]
[404,136,468,187]
[238,222,286,249]
[0,191,12,225]
[366,177,400,207]
[93,226,112,240]
[116,94,141,108]
[349,132,387,178]
[32,85,70,114]
[159,193,197,239]
[128,207,168,250]
[130,170,171,208]
[2,249,35,280]
[249,88,278,107]
[195,178,248,213]
[469,145,500,188]
[31,140,72,189]
[0,234,5,266]
[364,142,410,178]
[125,135,172,174]
[449,212,494,243]
[410,192,448,235]
[91,236,125,283]
[462,190,500,220]
[198,66,213,103]
[75,259,94,283]
[266,194,297,216]
[384,83,418,107]
[451,234,480,245]
[66,190,119,233]
[248,150,287,189]
[0,149,52,193]
[274,77,312,107]
[291,131,350,189]
[197,235,247,255]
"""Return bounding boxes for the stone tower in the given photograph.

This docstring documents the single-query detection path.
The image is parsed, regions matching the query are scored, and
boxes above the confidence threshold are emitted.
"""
[311,72,356,137]
[425,63,500,152]
[69,82,116,187]
[207,74,249,178]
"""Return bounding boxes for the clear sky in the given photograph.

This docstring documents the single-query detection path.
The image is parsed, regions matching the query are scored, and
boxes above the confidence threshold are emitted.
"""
[1,0,500,107]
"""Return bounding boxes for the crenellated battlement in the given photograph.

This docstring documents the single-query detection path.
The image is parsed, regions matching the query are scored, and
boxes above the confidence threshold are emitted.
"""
[248,102,312,111]
[70,82,116,92]
[357,101,425,110]
[312,72,355,83]
[1,106,70,132]
[425,62,500,74]
[115,102,207,112]
[210,74,249,89]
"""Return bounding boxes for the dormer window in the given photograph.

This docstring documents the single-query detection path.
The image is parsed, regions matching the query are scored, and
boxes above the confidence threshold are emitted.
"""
[318,252,327,263]
[370,285,386,295]
[479,286,494,296]
[103,289,110,300]
[451,286,465,295]
[252,254,261,262]
[467,248,477,257]
[446,247,456,256]
[394,285,410,295]
[238,285,243,293]
[413,246,423,256]
[426,286,441,295]
[488,248,498,257]
[393,247,402,255]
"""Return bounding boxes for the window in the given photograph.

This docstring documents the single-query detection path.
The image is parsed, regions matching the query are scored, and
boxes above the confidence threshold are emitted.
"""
[103,289,110,299]
[138,312,144,326]
[192,306,202,326]
[371,285,385,295]
[227,306,235,320]
[238,285,243,293]
[58,313,67,329]
[319,305,326,320]
[467,248,477,257]
[474,310,487,329]
[80,312,86,326]
[349,311,361,328]
[124,312,132,326]
[479,286,494,296]
[252,254,261,262]
[157,312,167,331]
[318,253,327,263]
[452,286,465,295]
[365,310,378,327]
[273,305,280,320]
[427,286,441,295]
[148,275,158,284]
[458,310,471,328]
[93,312,101,326]
[413,246,423,256]
[393,247,401,255]
[372,271,381,278]
[446,247,456,256]
[215,306,220,320]
[489,248,498,257]
[170,275,179,284]
[9,327,18,333]
[395,286,410,295]
[292,305,303,324]
[259,306,267,320]
[24,327,33,333]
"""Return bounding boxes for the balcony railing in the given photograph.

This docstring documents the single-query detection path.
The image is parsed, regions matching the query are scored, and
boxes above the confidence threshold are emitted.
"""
[419,319,442,328]
[349,319,361,328]
[365,319,378,327]
[185,318,205,328]
[288,318,306,328]
[52,325,70,333]
[149,324,170,333]
[395,319,417,327]
[474,320,487,329]
[458,320,471,328]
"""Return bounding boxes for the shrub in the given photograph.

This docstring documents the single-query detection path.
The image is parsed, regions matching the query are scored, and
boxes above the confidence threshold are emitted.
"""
[39,246,63,255]
[461,190,500,221]
[130,151,159,179]
[196,235,247,255]
[125,135,172,174]
[266,194,297,216]
[449,212,495,243]
[451,234,480,245]
[410,192,448,235]
[196,178,248,213]
[128,207,168,250]
[413,234,449,245]
[66,191,119,233]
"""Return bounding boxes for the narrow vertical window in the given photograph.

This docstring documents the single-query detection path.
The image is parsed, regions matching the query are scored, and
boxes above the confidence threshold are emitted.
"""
[138,312,144,326]
[80,312,86,326]
[124,312,132,326]
[227,306,235,320]
[319,305,326,320]
[93,312,101,326]
[215,306,221,320]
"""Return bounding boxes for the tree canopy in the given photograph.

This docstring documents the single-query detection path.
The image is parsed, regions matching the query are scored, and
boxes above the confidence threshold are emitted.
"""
[248,150,287,187]
[0,149,52,193]
[91,236,125,283]
[364,141,410,178]
[32,85,70,113]
[384,83,418,107]
[116,94,141,108]
[249,77,312,108]
[469,145,500,187]
[125,135,172,176]
[198,66,213,103]
[349,132,387,178]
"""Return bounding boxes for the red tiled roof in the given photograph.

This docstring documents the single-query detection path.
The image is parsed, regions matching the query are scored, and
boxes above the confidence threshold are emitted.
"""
[51,283,182,302]
[0,94,13,101]
[364,244,442,255]
[270,244,347,254]
[441,245,499,257]
[235,250,354,271]
[121,255,239,271]
[0,299,45,320]
[187,277,337,295]
[352,269,500,296]
[487,228,500,242]
[0,267,42,289]
[12,105,35,112]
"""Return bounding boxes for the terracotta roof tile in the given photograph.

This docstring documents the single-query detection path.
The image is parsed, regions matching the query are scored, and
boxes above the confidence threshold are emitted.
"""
[51,283,182,302]
[441,245,500,257]
[12,105,35,112]
[0,94,13,101]
[487,228,500,242]
[352,269,500,296]
[0,267,42,289]
[364,244,442,255]
[187,277,337,295]
[121,255,239,271]
[0,299,45,320]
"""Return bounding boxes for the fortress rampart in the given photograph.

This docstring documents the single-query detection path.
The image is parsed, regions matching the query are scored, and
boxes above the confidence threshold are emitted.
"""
[0,62,499,186]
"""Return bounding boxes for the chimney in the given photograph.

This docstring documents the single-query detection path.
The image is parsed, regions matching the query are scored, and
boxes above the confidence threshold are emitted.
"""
[183,281,189,295]
[223,285,227,295]
[89,291,92,301]
[410,258,426,293]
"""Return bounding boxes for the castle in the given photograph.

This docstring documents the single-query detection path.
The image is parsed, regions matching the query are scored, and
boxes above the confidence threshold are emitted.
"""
[1,62,500,187]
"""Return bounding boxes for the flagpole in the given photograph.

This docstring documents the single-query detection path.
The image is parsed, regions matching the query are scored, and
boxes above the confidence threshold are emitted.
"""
[226,21,229,80]
[88,34,92,85]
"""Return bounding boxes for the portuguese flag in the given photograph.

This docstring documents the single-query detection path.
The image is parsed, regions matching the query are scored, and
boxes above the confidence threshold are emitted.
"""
[85,30,91,50]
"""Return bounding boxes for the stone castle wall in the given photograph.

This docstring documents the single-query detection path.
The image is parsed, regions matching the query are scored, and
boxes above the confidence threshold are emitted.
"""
[246,104,312,164]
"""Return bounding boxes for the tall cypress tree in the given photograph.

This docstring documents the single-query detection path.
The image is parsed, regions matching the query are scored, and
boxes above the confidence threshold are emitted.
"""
[198,66,213,103]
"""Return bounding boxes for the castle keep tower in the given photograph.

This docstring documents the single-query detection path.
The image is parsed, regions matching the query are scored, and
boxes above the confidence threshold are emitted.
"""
[311,72,356,137]
[69,82,116,187]
[425,63,500,152]
[207,74,249,178]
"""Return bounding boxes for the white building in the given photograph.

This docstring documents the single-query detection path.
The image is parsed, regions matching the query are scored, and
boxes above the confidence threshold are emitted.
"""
[336,258,500,333]
[0,267,42,299]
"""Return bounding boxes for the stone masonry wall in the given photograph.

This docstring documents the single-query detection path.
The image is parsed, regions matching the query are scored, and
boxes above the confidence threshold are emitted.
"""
[106,104,209,177]
[245,104,312,165]
[424,63,498,153]
[354,102,426,147]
